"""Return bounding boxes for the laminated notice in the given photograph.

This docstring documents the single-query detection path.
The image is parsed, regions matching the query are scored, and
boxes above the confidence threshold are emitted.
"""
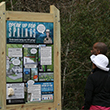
[40,46,52,65]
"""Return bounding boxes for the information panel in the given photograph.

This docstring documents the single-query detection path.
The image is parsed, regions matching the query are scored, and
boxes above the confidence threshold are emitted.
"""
[6,21,54,104]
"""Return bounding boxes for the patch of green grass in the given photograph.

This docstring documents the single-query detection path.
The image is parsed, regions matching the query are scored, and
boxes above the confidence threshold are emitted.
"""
[6,76,22,82]
[11,74,17,76]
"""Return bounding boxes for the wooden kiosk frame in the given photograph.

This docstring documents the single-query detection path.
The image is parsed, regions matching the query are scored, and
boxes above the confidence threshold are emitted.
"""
[0,2,61,110]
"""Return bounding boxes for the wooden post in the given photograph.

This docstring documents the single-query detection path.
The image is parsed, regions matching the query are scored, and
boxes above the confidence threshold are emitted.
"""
[50,5,61,110]
[0,2,61,110]
[0,2,6,110]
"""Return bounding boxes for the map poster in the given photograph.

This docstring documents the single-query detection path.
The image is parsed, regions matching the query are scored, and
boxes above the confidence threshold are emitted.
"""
[6,44,23,82]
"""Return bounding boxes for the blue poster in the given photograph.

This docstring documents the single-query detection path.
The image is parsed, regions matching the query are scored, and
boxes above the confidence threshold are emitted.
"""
[34,82,54,102]
[34,82,54,93]
[7,21,54,44]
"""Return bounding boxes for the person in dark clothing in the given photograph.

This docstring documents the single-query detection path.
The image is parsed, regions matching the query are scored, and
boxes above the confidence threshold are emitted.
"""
[83,54,110,110]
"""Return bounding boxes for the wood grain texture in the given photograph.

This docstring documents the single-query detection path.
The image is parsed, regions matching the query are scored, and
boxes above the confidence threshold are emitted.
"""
[0,1,6,110]
[6,11,54,22]
[6,103,54,110]
[50,5,61,110]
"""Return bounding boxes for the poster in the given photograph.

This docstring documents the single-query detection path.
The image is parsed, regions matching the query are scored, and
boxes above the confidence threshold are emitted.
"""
[40,82,54,102]
[6,44,23,82]
[27,81,41,102]
[6,83,25,104]
[23,44,38,68]
[6,20,54,104]
[26,82,54,103]
[38,45,54,72]
[7,21,53,44]
[39,72,54,81]
[40,46,52,65]
[23,68,30,82]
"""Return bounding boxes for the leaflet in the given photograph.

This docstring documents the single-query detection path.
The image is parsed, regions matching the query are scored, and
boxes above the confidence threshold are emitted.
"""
[40,46,52,65]
[6,83,24,99]
[6,44,23,82]
[27,84,41,102]
[8,48,22,57]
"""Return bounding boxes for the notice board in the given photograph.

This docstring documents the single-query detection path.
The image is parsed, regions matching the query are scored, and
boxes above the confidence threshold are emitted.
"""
[0,2,61,110]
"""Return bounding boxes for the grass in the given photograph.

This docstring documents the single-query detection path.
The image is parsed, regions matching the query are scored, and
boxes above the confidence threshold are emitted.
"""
[6,76,22,82]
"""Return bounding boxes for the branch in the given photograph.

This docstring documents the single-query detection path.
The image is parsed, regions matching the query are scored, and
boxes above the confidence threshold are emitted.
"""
[62,42,69,105]
[10,0,13,11]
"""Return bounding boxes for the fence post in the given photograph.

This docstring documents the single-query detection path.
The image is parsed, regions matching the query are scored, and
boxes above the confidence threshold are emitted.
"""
[50,5,61,110]
[0,2,6,110]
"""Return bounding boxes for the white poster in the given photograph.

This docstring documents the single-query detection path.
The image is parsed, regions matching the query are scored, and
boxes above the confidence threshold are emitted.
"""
[6,83,24,99]
[8,48,22,57]
[40,46,52,65]
[27,84,41,102]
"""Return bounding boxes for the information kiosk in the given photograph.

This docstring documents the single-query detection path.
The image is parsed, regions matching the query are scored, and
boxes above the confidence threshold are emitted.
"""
[0,2,61,110]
